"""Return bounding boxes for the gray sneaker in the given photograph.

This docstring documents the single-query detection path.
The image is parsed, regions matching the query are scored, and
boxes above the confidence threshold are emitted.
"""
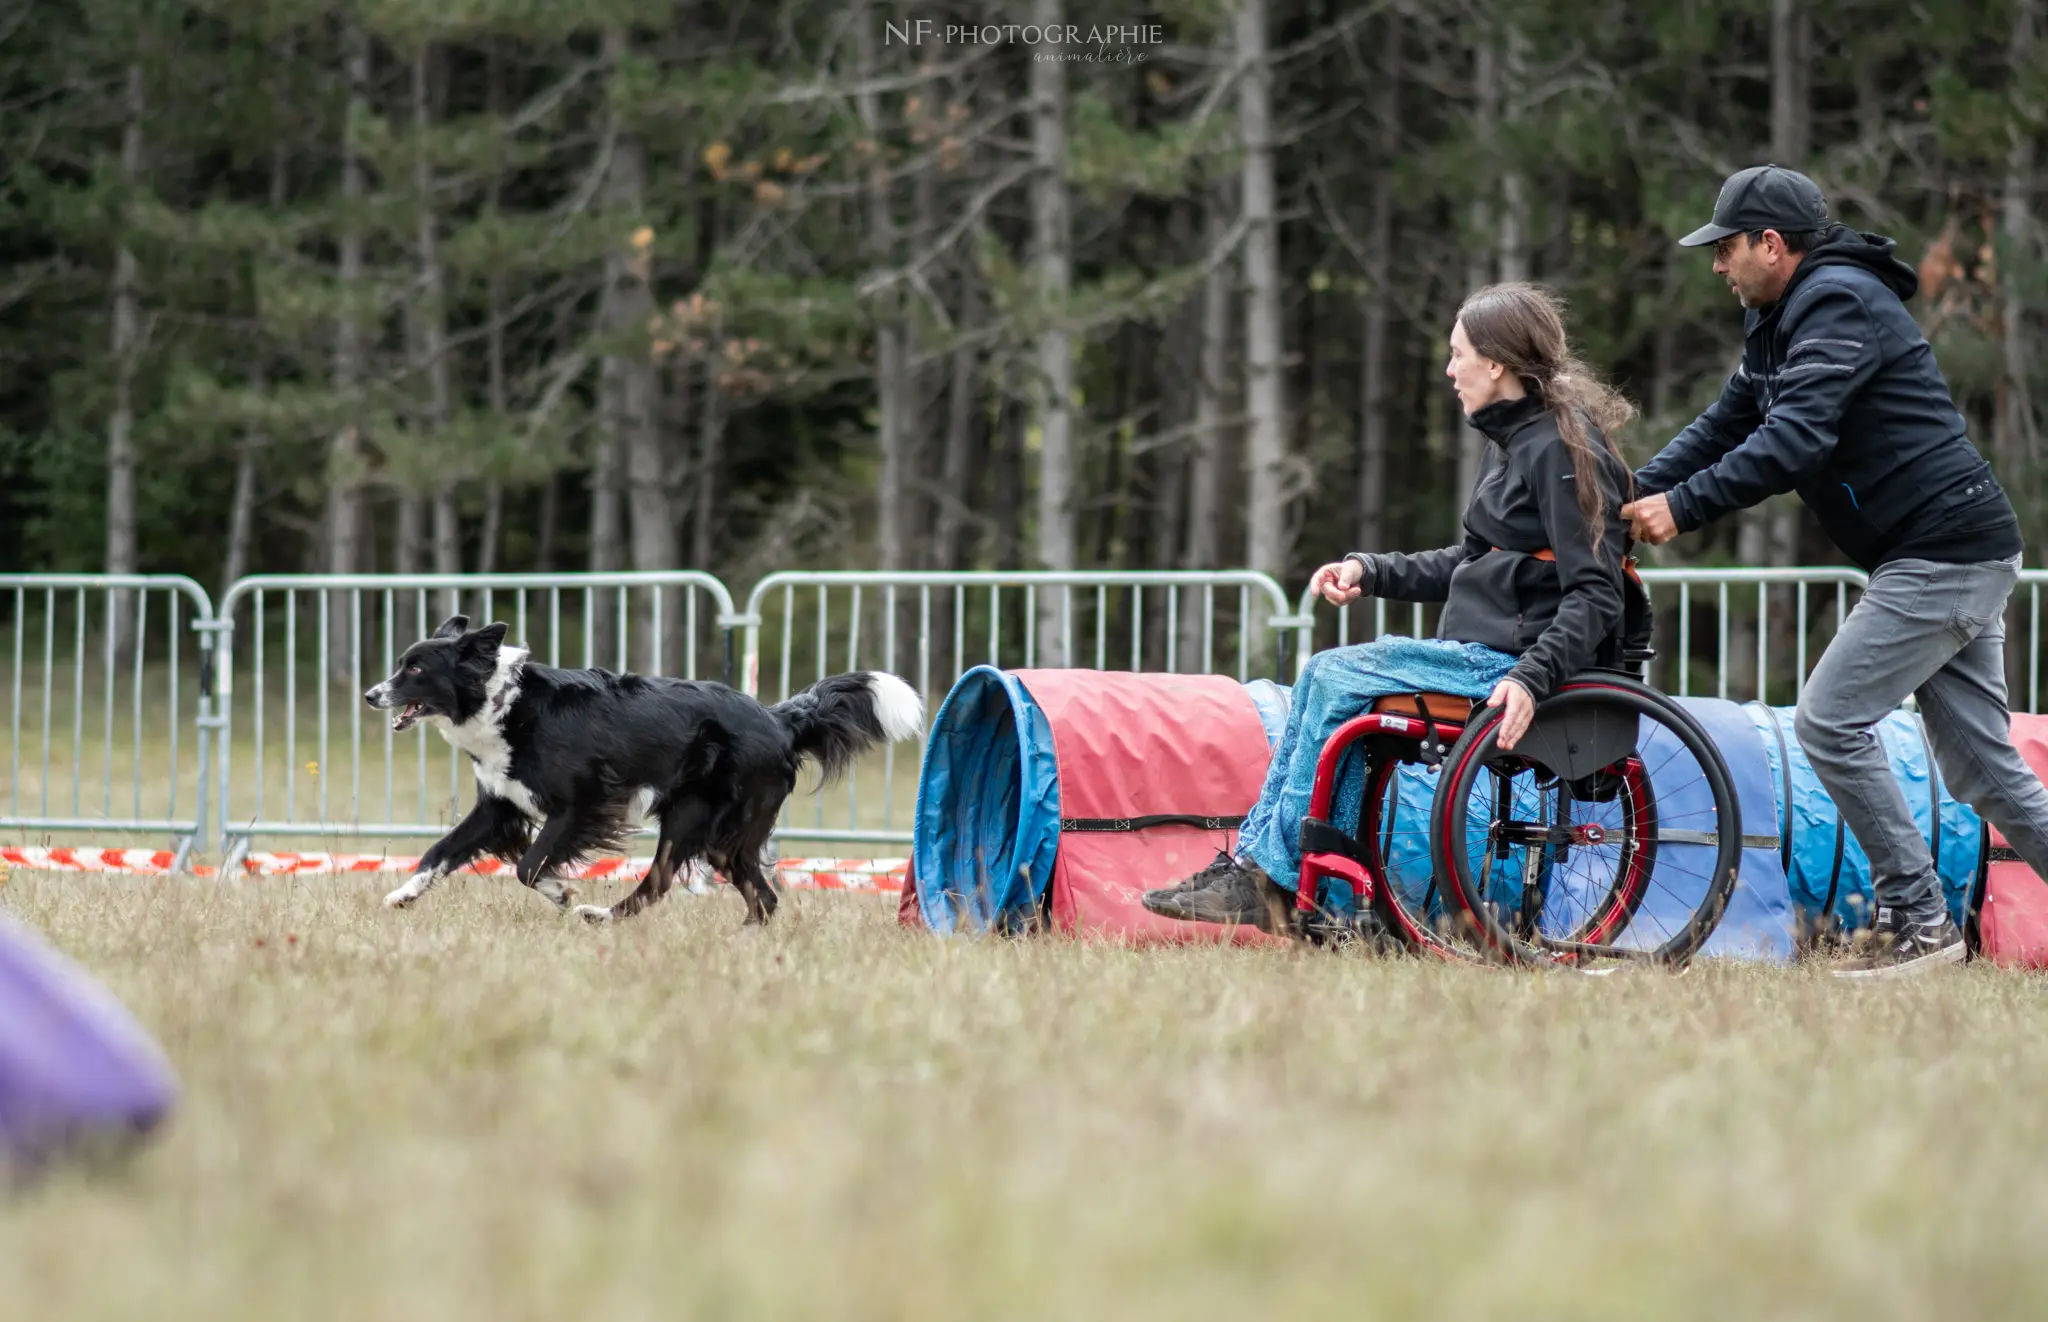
[1141,855,1292,934]
[1831,907,1966,980]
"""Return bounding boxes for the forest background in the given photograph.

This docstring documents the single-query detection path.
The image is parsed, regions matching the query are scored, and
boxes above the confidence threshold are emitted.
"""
[3,0,2040,639]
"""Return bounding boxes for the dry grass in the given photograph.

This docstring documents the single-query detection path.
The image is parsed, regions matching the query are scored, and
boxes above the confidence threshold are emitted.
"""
[7,871,2048,1321]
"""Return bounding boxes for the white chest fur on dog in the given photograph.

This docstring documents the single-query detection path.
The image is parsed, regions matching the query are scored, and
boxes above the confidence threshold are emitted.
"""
[430,646,544,820]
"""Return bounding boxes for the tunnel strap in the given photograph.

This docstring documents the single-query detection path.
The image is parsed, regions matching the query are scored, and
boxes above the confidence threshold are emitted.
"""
[1060,814,1245,833]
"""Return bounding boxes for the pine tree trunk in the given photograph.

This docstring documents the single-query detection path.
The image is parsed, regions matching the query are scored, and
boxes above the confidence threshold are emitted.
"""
[853,0,907,582]
[324,29,371,681]
[616,144,674,670]
[1031,0,1076,665]
[1498,30,1528,284]
[587,45,630,610]
[224,127,289,598]
[910,94,943,577]
[1751,0,1814,699]
[223,429,258,579]
[1357,14,1403,559]
[596,28,672,669]
[106,59,145,658]
[478,43,508,579]
[394,497,425,574]
[995,388,1026,571]
[1458,38,1499,504]
[2002,0,2040,689]
[432,489,460,579]
[411,47,461,618]
[1154,208,1197,577]
[692,363,725,573]
[537,475,559,572]
[1180,192,1232,667]
[937,260,980,571]
[1238,0,1289,584]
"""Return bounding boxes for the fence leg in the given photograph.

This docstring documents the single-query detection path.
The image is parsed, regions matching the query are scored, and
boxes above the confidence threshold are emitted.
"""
[192,613,231,854]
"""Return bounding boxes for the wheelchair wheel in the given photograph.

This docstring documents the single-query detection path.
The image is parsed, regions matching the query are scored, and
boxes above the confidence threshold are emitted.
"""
[1355,755,1490,961]
[1428,674,1742,967]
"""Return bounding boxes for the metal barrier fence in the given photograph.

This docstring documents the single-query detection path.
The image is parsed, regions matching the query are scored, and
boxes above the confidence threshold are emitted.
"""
[7,564,2048,867]
[736,570,1303,845]
[1294,566,1873,706]
[210,573,740,868]
[0,575,219,867]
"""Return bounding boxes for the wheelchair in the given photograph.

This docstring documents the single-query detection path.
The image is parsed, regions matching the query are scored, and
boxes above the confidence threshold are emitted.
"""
[1292,564,1743,967]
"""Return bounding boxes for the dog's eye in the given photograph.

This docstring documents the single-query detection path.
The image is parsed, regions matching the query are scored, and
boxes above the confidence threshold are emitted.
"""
[406,664,422,675]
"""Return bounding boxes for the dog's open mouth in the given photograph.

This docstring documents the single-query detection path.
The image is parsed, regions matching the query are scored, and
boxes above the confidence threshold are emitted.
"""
[390,702,427,733]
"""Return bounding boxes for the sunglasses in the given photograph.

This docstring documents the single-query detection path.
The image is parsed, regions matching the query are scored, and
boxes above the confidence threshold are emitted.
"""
[1712,231,1770,261]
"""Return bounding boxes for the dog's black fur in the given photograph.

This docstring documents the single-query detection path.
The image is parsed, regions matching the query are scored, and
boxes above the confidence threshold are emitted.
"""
[363,615,924,924]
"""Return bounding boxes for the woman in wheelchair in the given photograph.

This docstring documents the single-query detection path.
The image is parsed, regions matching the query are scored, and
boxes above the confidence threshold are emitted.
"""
[1145,283,1742,963]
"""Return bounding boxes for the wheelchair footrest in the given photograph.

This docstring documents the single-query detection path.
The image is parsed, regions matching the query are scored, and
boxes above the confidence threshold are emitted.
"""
[1299,816,1370,867]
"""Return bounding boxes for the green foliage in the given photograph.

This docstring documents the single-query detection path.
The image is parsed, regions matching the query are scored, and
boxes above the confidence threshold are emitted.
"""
[4,0,2047,596]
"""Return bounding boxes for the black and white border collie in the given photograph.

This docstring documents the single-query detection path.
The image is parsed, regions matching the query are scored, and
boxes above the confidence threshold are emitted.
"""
[362,615,923,925]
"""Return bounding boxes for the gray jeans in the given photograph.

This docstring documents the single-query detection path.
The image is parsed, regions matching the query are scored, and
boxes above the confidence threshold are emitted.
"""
[1795,554,2048,925]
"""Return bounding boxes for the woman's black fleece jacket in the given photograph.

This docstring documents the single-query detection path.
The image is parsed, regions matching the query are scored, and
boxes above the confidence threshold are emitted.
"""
[1349,394,1630,701]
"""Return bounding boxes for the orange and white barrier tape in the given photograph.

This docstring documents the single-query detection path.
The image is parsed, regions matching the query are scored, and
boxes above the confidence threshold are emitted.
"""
[0,845,907,892]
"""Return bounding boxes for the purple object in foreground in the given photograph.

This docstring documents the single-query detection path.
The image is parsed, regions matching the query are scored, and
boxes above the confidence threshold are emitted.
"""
[0,907,176,1169]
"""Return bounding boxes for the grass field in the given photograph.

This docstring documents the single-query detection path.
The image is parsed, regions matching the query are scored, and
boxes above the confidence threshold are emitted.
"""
[8,870,2048,1321]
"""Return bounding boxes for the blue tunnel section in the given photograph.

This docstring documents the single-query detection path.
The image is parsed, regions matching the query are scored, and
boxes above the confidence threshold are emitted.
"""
[911,666,1060,934]
[1743,704,1981,932]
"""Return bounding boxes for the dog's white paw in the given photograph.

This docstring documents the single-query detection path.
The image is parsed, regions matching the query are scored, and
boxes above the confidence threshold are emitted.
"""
[532,877,578,910]
[573,904,613,926]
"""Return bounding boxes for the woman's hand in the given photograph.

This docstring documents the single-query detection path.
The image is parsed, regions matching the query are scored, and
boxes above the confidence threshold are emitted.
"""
[1486,677,1535,751]
[1310,558,1367,607]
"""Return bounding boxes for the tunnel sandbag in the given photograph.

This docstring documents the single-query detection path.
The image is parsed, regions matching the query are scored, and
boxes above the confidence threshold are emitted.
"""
[1975,712,2048,967]
[910,668,1279,942]
[1743,704,1981,933]
[0,908,177,1173]
[1027,670,1280,943]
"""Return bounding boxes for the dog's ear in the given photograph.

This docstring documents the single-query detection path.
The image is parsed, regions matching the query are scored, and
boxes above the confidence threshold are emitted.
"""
[460,621,510,655]
[432,614,470,640]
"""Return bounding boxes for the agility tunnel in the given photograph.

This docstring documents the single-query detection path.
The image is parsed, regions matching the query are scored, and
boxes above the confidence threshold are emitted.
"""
[905,667,1797,957]
[907,667,1284,944]
[905,665,2048,962]
[0,907,176,1172]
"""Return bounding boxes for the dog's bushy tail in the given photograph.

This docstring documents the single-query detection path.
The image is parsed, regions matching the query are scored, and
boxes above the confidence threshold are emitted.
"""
[771,672,924,784]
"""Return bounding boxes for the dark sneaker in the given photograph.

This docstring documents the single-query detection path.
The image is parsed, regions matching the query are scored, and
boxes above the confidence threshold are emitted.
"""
[1831,907,1966,980]
[1147,849,1240,900]
[1141,855,1292,934]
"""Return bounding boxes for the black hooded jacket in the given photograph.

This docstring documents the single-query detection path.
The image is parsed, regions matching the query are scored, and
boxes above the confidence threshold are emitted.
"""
[1350,394,1630,701]
[1636,225,2021,570]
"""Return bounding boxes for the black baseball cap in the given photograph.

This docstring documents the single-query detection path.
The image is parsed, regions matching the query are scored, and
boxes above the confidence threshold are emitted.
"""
[1678,165,1831,247]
